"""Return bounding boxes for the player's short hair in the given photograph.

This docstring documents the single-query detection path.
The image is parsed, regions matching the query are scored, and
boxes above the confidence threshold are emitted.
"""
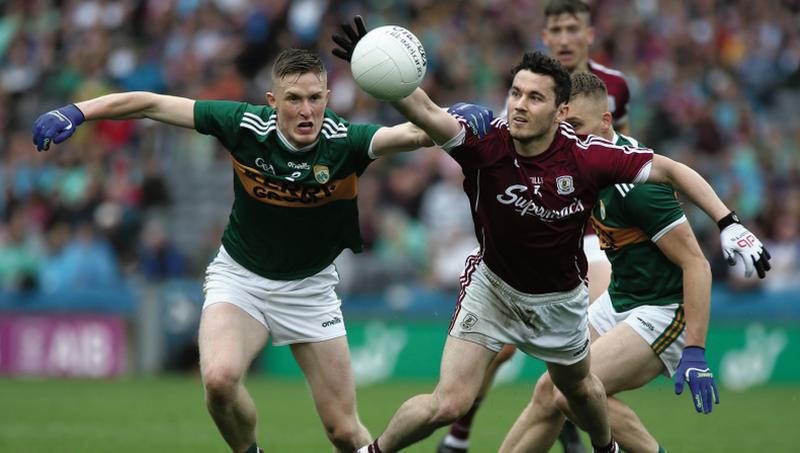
[272,48,326,81]
[544,0,593,23]
[511,51,572,107]
[569,72,608,103]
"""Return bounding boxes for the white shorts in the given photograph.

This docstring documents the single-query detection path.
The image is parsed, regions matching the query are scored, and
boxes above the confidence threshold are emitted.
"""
[589,291,685,377]
[449,253,591,365]
[203,246,345,346]
[583,234,609,264]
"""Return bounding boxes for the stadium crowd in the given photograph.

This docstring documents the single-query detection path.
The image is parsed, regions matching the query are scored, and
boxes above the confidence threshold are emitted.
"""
[1,0,799,295]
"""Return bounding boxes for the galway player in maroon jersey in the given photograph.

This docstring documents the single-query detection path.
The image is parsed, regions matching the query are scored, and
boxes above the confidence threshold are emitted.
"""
[443,2,633,450]
[334,23,767,452]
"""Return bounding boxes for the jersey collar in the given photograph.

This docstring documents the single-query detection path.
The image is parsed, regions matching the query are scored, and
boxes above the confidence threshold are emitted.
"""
[276,126,319,154]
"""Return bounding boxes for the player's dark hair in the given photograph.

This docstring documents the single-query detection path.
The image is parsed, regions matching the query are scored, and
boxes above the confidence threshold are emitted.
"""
[272,48,326,81]
[511,51,572,107]
[569,72,608,101]
[544,0,593,23]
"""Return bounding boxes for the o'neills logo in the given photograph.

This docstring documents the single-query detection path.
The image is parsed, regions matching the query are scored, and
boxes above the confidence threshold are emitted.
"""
[496,184,585,220]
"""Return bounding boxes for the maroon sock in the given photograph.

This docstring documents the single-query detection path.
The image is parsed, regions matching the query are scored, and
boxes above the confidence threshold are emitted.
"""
[368,439,383,453]
[448,397,483,440]
[592,438,618,453]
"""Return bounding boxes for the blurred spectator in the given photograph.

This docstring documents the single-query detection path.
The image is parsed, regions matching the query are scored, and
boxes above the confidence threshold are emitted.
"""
[39,220,120,291]
[0,207,40,291]
[138,217,186,281]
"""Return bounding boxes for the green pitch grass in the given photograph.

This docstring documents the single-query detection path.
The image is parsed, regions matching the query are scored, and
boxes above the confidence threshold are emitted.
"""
[0,376,796,452]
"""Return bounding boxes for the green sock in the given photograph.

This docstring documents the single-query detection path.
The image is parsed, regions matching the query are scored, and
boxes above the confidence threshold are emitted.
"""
[244,443,259,453]
[657,446,667,453]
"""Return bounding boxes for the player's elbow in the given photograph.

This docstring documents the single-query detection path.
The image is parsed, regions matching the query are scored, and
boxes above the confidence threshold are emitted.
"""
[683,255,711,280]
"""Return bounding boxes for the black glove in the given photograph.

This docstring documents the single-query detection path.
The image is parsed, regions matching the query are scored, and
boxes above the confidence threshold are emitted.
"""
[331,15,368,62]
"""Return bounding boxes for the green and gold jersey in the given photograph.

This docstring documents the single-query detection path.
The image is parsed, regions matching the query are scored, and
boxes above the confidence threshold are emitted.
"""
[589,133,686,312]
[194,100,381,280]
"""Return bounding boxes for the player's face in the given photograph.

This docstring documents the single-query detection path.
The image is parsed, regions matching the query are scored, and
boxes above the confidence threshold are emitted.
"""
[564,94,612,138]
[507,70,567,142]
[542,13,595,72]
[267,72,331,148]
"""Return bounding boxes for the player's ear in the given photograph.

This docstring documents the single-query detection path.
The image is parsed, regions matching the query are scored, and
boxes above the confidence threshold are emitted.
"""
[266,91,276,108]
[586,25,596,46]
[601,111,613,133]
[556,103,569,123]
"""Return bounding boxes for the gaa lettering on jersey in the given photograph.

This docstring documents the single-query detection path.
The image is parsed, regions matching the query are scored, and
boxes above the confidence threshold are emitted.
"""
[556,175,574,195]
[254,157,275,175]
[496,185,585,221]
[232,157,357,207]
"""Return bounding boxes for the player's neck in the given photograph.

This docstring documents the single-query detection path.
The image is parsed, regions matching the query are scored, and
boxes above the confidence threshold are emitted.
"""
[513,126,558,157]
[569,59,591,74]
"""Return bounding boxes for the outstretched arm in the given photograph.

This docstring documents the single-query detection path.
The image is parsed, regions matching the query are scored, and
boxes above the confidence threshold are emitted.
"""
[647,154,728,221]
[33,92,195,151]
[371,122,434,158]
[76,92,195,128]
[390,88,463,146]
[647,154,771,278]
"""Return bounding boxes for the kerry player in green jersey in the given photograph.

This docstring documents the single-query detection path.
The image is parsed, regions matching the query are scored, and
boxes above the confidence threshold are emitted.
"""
[32,49,433,453]
[499,73,768,453]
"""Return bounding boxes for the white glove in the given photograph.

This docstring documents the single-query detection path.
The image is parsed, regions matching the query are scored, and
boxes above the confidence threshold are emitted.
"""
[719,213,771,278]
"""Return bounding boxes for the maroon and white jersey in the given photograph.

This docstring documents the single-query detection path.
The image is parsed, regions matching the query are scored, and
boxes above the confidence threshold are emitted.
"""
[445,119,652,294]
[589,60,630,127]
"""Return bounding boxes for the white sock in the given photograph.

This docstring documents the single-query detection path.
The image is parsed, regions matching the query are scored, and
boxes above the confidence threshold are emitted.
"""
[443,434,470,449]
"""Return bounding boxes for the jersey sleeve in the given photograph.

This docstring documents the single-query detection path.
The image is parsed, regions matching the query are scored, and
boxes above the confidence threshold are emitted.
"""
[623,184,686,242]
[347,123,382,174]
[193,100,249,150]
[581,139,653,189]
[446,117,504,171]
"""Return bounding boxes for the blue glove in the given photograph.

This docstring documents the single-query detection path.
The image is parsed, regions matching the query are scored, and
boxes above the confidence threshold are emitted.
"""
[32,104,85,151]
[447,102,493,139]
[674,346,719,414]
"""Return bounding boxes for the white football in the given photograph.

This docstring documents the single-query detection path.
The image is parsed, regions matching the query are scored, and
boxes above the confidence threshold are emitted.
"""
[350,26,427,101]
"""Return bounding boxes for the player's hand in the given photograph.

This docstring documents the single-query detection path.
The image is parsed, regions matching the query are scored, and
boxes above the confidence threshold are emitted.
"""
[331,15,368,62]
[717,211,771,278]
[447,102,493,139]
[32,104,85,151]
[674,346,719,414]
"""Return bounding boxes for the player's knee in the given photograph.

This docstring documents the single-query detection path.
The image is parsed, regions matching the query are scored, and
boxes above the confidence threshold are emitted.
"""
[431,393,473,425]
[556,374,604,407]
[202,365,242,403]
[323,420,361,450]
[533,373,556,403]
